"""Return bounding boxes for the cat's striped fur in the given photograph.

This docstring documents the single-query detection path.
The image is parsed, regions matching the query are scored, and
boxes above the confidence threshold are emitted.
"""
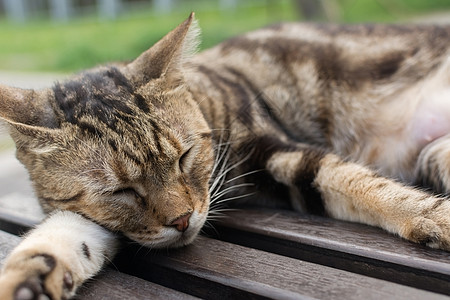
[1,13,450,299]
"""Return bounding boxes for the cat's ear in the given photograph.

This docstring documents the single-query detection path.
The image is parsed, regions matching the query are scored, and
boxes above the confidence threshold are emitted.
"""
[125,12,200,84]
[0,84,59,128]
[0,84,61,143]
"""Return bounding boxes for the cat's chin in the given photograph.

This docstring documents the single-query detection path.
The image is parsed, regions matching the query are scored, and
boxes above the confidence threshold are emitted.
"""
[168,231,200,248]
[138,228,200,249]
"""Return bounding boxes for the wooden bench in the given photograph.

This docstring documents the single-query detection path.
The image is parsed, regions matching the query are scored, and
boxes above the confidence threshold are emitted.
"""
[0,149,449,299]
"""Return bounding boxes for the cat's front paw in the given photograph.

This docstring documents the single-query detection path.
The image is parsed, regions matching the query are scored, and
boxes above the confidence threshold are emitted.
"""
[403,201,450,251]
[0,251,75,300]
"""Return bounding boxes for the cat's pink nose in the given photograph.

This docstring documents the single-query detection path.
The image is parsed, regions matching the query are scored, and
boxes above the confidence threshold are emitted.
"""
[170,213,191,232]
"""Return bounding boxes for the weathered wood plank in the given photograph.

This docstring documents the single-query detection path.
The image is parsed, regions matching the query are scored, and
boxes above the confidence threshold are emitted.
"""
[76,269,200,300]
[213,209,450,295]
[115,235,447,300]
[0,229,199,299]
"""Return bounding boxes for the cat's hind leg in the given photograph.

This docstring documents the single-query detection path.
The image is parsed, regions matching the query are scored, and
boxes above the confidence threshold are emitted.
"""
[265,143,450,251]
[0,211,118,300]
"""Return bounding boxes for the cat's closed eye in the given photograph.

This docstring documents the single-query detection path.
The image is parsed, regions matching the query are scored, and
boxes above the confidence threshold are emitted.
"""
[112,188,146,208]
[179,147,192,173]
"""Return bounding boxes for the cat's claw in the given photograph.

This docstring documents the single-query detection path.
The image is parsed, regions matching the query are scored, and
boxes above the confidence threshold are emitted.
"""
[0,253,74,300]
[404,202,450,251]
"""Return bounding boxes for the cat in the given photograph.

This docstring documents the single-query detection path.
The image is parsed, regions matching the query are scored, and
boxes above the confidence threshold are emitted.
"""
[0,12,450,300]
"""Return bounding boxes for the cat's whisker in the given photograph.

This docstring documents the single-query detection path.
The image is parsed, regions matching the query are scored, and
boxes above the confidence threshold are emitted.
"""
[207,211,228,218]
[207,208,240,224]
[208,208,239,216]
[209,169,261,202]
[201,221,220,237]
[225,169,264,184]
[210,133,232,178]
[209,149,232,195]
[209,149,254,197]
[212,132,232,148]
[213,192,256,205]
[208,200,231,212]
[212,143,233,156]
[210,151,235,190]
[210,183,255,203]
[210,150,230,183]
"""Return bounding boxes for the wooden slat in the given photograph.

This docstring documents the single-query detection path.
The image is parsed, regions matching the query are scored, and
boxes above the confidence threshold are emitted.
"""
[0,228,198,300]
[212,209,450,295]
[0,210,38,236]
[76,269,200,300]
[114,235,447,300]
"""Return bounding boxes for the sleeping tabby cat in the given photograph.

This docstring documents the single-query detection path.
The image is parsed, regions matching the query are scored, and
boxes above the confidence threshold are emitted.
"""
[1,13,450,299]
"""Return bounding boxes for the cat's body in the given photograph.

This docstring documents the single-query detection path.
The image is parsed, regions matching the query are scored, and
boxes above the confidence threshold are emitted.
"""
[1,14,450,299]
[187,22,450,217]
[190,22,450,189]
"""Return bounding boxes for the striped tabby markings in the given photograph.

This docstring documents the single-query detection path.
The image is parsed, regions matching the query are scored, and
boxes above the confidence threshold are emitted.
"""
[265,146,326,214]
[315,154,450,247]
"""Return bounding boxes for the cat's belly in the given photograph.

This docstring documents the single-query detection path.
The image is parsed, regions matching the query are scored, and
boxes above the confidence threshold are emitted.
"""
[411,88,450,149]
[356,86,450,183]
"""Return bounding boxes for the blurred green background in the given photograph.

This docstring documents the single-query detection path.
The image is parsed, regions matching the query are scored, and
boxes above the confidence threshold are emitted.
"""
[0,0,449,73]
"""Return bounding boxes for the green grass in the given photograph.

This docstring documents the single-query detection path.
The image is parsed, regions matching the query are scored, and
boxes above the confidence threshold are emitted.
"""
[0,1,298,72]
[338,0,450,22]
[0,0,449,72]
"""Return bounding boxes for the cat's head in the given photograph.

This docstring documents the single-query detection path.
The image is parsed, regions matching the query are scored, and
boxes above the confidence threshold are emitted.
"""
[0,13,214,248]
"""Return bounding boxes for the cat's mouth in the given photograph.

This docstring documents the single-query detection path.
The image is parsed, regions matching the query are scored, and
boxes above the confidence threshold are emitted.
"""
[126,210,207,249]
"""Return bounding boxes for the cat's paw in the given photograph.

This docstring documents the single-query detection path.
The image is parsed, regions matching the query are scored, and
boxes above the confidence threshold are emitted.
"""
[0,251,75,300]
[403,201,450,251]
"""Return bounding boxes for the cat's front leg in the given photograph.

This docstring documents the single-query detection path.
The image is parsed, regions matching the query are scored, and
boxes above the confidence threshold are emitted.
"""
[266,148,450,251]
[315,154,450,250]
[0,211,118,300]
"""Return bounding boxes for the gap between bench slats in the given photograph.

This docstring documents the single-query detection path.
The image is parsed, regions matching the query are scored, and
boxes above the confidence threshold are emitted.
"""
[211,209,450,296]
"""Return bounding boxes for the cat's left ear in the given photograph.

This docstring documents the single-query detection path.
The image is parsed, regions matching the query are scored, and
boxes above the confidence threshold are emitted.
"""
[0,85,59,128]
[124,12,200,84]
[0,84,62,147]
